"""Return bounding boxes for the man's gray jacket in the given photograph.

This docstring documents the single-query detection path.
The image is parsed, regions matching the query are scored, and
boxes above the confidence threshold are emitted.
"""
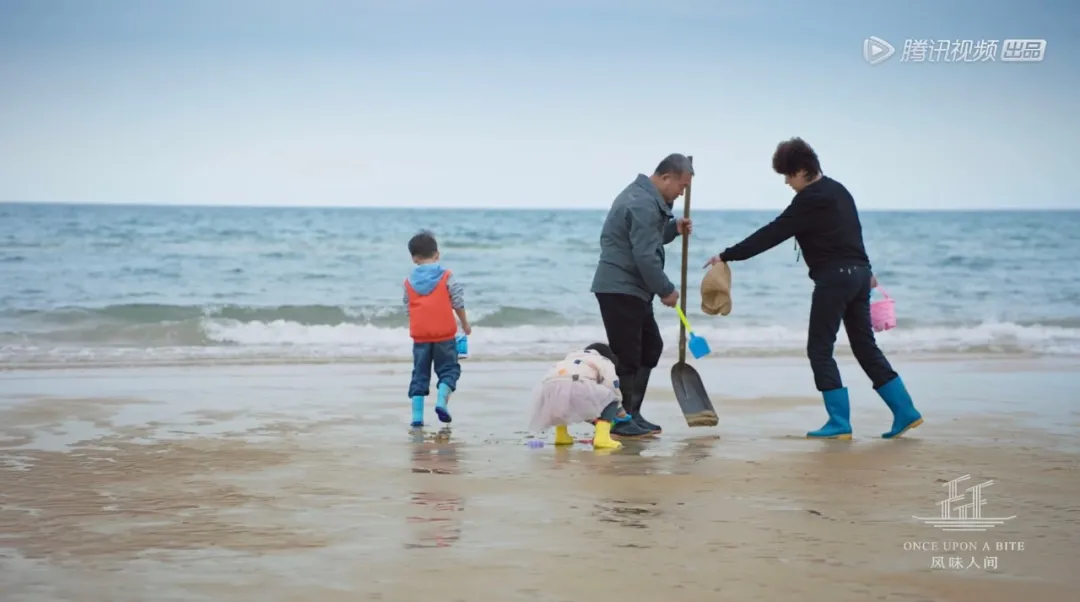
[590,174,680,302]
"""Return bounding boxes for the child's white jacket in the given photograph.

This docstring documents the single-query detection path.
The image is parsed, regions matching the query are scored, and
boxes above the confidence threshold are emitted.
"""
[542,350,622,403]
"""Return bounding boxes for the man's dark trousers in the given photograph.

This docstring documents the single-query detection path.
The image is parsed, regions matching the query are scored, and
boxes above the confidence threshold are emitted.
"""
[595,292,663,424]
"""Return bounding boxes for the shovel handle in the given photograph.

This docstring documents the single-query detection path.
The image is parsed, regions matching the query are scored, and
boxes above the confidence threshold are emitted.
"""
[677,155,693,364]
[675,305,693,334]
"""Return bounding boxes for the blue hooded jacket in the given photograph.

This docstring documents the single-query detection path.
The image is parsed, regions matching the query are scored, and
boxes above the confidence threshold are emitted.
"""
[408,263,448,296]
[403,263,465,313]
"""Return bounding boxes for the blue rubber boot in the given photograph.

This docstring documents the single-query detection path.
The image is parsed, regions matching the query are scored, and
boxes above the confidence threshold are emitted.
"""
[807,388,853,440]
[435,383,453,423]
[410,395,425,428]
[877,376,923,439]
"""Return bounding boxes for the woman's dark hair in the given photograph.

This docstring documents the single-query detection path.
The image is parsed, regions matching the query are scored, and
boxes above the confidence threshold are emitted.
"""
[771,137,821,179]
[584,342,618,370]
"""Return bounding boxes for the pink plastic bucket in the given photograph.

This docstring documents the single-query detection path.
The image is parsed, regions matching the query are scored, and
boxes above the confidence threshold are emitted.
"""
[870,287,896,332]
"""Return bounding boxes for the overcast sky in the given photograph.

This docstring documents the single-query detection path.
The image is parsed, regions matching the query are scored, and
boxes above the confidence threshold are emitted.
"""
[1,0,1077,210]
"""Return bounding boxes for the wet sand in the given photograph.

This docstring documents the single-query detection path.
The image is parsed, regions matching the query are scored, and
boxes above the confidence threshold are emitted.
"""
[2,356,1079,601]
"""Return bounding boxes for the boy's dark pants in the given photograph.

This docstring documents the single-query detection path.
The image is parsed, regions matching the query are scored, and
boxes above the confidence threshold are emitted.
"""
[408,339,461,397]
[808,264,898,391]
[594,292,664,414]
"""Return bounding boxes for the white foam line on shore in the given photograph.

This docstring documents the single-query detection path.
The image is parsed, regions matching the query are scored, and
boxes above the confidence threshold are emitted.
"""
[0,350,1058,373]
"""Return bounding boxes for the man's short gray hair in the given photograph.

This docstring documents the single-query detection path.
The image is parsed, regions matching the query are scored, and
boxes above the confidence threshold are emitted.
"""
[654,153,694,177]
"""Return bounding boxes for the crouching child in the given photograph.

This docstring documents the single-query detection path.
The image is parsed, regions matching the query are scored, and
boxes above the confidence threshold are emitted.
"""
[528,343,651,450]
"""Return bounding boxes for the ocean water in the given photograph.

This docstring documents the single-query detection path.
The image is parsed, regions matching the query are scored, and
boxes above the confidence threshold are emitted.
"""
[2,202,1079,367]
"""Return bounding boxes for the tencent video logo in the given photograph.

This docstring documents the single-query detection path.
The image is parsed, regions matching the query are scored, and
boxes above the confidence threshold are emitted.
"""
[863,36,895,65]
[863,36,1047,64]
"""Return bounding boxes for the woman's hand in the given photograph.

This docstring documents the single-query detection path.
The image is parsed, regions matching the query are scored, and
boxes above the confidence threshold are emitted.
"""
[702,255,724,269]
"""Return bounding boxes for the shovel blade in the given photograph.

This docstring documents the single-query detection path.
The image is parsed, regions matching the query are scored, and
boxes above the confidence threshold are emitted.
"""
[688,333,711,359]
[670,361,718,427]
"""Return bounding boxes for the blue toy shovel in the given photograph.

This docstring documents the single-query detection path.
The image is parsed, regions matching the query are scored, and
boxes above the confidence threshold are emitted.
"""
[675,305,711,359]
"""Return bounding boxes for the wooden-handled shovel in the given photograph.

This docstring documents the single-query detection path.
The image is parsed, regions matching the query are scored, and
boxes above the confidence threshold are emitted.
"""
[670,155,719,427]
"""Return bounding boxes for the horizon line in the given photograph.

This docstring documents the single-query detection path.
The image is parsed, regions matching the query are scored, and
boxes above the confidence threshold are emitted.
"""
[2,200,1077,213]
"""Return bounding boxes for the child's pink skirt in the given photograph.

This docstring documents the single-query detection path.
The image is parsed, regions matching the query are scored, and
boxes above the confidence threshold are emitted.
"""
[528,377,617,431]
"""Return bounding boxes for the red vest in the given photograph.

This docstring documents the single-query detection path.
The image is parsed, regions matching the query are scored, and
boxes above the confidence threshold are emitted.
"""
[405,271,457,343]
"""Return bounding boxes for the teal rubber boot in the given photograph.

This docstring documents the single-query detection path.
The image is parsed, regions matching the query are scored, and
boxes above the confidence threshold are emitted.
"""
[435,383,453,423]
[877,376,923,439]
[807,388,853,440]
[410,395,425,428]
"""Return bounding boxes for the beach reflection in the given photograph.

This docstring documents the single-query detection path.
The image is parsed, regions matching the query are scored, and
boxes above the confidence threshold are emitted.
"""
[672,434,723,464]
[592,498,661,533]
[405,427,464,549]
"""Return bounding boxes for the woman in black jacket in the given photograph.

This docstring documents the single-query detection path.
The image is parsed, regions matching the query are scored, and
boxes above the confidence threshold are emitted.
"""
[703,138,923,440]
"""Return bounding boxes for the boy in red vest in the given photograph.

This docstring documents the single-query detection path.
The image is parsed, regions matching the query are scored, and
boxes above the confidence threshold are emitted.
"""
[403,230,472,427]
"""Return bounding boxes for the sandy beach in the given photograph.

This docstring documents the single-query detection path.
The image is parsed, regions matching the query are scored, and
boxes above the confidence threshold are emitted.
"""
[2,355,1079,601]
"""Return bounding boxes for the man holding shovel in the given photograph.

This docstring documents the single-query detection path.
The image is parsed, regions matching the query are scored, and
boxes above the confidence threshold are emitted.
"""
[590,153,694,437]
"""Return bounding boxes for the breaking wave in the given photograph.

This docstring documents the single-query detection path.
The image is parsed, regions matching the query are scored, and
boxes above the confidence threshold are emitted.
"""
[2,303,1080,367]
